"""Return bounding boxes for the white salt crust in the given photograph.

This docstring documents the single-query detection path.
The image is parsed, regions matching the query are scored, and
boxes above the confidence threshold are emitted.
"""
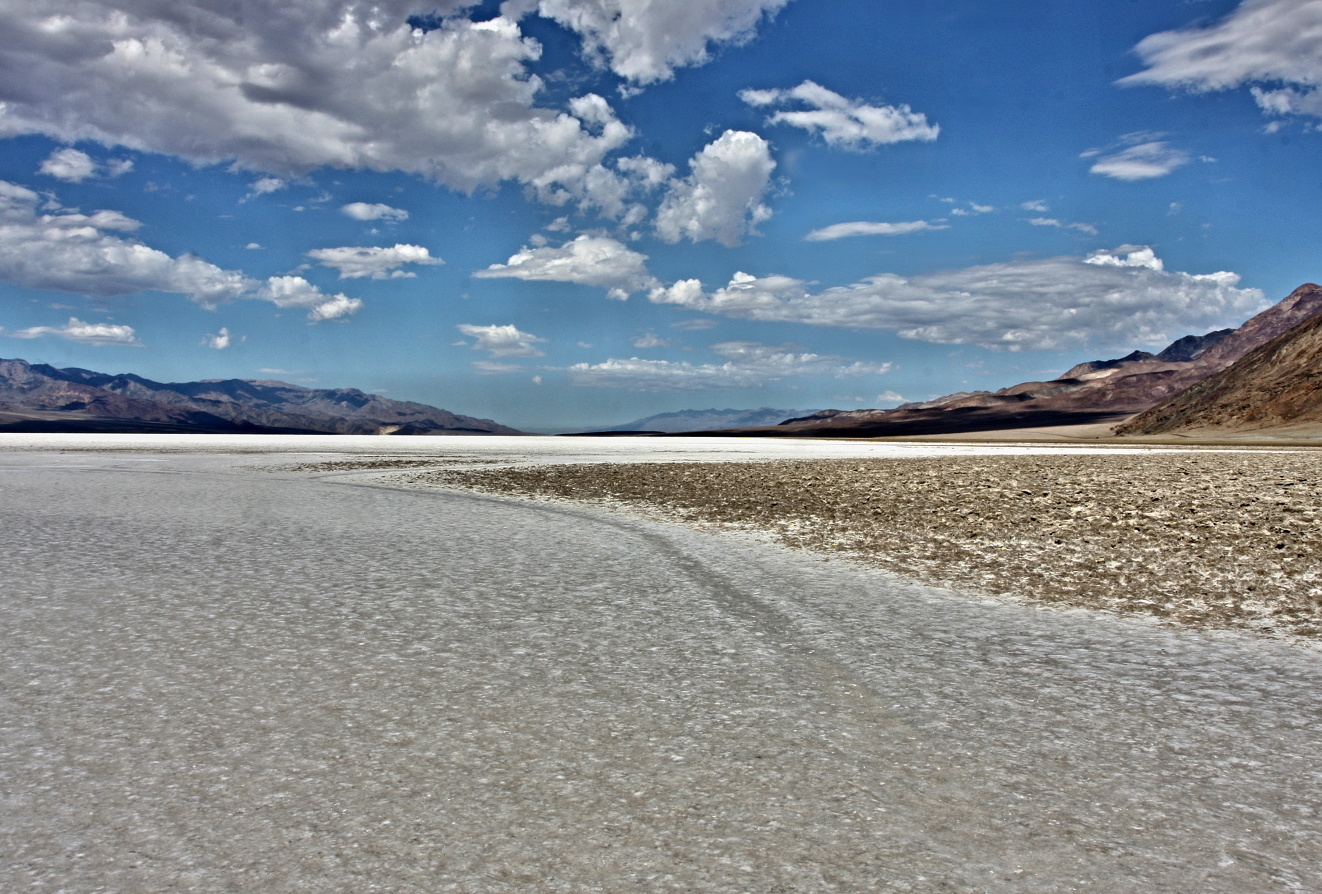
[1,436,1319,892]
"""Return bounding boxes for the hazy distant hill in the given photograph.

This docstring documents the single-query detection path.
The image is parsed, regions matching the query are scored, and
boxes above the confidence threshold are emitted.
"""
[605,407,818,433]
[0,358,522,435]
[746,283,1322,438]
[1116,304,1322,437]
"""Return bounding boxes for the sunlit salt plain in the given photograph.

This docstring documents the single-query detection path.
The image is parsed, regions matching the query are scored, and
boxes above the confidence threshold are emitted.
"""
[2,434,1320,893]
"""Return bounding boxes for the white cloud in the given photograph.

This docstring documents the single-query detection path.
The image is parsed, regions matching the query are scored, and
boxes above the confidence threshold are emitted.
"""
[630,332,675,348]
[39,148,97,182]
[341,202,410,222]
[474,234,655,299]
[245,177,286,200]
[1250,83,1322,119]
[805,220,946,241]
[568,340,892,392]
[529,0,790,84]
[670,317,721,331]
[948,201,994,217]
[655,130,775,247]
[37,147,133,182]
[648,247,1266,352]
[6,316,141,346]
[1021,199,1050,212]
[1084,139,1191,181]
[876,390,906,404]
[0,179,245,303]
[472,359,526,374]
[307,244,443,279]
[1121,0,1322,122]
[204,326,234,349]
[1027,217,1099,236]
[257,276,362,321]
[457,322,546,358]
[0,3,635,206]
[741,80,939,149]
[0,180,357,321]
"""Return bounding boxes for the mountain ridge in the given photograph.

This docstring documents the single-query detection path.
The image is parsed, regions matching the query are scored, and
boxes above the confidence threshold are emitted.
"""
[1116,305,1322,436]
[0,358,522,435]
[603,407,819,434]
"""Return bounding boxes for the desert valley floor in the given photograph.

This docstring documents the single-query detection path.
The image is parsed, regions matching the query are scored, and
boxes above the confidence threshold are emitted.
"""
[2,434,1320,892]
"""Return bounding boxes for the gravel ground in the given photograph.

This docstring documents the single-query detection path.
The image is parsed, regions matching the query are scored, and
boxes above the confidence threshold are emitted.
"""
[393,451,1322,642]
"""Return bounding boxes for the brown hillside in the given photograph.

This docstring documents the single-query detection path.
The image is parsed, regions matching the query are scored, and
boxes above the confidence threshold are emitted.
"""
[1117,305,1322,435]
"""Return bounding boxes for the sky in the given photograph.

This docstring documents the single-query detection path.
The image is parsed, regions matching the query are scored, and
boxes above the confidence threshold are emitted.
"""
[1,0,1320,431]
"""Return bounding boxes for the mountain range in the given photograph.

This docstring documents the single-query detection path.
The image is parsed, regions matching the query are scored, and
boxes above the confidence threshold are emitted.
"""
[600,407,818,434]
[0,359,521,435]
[1117,297,1322,437]
[701,283,1322,439]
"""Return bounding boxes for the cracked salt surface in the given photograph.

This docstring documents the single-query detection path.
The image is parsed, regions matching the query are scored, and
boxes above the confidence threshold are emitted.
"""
[2,435,1321,892]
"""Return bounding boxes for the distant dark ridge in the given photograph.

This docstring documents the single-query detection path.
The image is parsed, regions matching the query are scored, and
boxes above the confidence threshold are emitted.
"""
[0,356,522,435]
[673,410,1131,439]
[1156,329,1234,363]
[559,430,667,437]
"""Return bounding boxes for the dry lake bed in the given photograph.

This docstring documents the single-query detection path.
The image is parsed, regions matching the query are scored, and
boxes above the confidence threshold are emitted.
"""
[2,434,1321,892]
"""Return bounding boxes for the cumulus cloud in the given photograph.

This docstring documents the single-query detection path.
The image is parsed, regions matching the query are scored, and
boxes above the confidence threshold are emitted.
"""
[341,202,410,222]
[0,2,634,206]
[0,180,359,321]
[1121,0,1322,123]
[307,244,443,279]
[473,234,655,299]
[741,80,939,149]
[0,179,245,303]
[257,276,362,321]
[805,220,946,241]
[568,340,892,392]
[529,0,791,84]
[244,177,286,200]
[39,148,97,182]
[457,322,547,358]
[6,316,141,346]
[654,130,775,247]
[37,147,132,182]
[203,326,234,349]
[647,247,1266,352]
[1021,199,1050,212]
[1083,137,1191,180]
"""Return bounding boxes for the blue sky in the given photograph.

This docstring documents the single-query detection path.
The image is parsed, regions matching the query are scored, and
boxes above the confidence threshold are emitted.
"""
[1,0,1319,431]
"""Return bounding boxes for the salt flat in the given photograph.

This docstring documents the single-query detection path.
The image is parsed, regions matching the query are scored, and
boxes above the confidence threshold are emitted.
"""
[2,435,1320,893]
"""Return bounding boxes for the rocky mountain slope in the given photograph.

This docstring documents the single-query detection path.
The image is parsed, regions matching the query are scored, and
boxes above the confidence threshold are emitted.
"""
[720,283,1322,438]
[1116,304,1322,436]
[0,358,521,435]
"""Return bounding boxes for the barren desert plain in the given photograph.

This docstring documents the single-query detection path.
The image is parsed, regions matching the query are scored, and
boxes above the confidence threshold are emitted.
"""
[3,433,1321,892]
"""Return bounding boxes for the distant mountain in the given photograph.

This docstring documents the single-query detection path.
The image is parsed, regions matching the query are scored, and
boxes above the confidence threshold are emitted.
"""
[723,283,1322,438]
[603,407,818,433]
[0,358,522,435]
[1116,305,1322,436]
